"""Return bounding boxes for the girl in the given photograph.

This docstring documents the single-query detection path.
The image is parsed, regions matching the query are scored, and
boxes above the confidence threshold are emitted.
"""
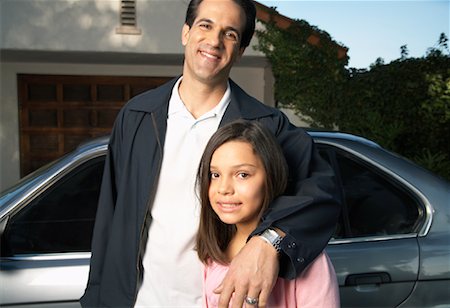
[196,120,340,307]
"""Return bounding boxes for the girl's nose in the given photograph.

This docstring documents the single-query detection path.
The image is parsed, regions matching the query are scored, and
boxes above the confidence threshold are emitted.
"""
[218,178,233,195]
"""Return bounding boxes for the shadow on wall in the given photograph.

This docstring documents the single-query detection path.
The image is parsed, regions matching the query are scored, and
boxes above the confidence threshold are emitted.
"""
[0,89,21,190]
[1,0,186,53]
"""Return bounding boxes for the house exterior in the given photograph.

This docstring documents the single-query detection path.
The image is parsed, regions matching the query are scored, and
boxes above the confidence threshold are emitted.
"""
[0,0,346,191]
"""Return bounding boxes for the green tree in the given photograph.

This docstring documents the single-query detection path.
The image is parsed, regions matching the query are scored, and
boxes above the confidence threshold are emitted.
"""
[255,17,450,180]
[338,34,450,179]
[255,19,348,128]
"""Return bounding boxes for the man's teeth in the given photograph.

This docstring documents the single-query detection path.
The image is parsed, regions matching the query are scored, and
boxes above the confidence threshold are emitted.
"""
[201,51,219,59]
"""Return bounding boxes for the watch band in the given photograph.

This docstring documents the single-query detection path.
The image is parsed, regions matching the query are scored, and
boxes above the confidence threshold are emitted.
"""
[259,228,283,253]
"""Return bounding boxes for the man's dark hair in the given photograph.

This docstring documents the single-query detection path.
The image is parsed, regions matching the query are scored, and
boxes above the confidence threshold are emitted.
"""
[185,0,256,48]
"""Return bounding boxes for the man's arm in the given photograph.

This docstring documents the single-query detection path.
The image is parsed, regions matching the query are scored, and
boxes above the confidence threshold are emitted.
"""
[253,113,341,278]
[216,112,341,308]
[80,111,124,307]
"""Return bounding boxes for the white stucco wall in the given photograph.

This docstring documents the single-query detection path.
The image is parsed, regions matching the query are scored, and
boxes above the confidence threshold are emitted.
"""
[0,0,263,56]
[0,0,274,190]
[1,0,184,54]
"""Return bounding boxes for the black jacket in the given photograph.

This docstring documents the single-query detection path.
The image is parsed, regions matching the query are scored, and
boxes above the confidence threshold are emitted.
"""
[81,78,340,307]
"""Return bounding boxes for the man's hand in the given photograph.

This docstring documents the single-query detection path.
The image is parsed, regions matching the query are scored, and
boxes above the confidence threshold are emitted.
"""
[214,236,279,308]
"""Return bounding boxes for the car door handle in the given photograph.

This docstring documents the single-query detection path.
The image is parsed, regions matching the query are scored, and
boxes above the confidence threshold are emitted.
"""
[345,272,391,286]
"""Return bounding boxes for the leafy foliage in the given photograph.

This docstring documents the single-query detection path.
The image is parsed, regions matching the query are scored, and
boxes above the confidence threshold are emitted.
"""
[339,40,450,180]
[254,14,450,180]
[255,19,348,128]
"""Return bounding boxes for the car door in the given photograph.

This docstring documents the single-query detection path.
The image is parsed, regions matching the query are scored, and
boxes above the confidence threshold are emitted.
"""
[318,144,423,307]
[0,156,105,307]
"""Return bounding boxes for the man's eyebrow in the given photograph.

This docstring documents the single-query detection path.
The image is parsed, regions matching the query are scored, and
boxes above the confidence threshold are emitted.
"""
[195,18,213,25]
[195,18,241,35]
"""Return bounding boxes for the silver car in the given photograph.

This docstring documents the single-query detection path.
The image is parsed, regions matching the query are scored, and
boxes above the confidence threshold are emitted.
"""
[1,132,449,307]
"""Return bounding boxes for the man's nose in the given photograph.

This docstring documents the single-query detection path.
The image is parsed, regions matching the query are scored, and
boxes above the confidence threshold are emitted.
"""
[206,30,222,48]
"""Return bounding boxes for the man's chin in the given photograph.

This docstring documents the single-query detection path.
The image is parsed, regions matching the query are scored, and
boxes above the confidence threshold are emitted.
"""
[195,72,228,85]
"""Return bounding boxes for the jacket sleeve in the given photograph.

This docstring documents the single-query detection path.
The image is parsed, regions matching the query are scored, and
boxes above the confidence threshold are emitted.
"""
[80,109,124,307]
[251,113,341,279]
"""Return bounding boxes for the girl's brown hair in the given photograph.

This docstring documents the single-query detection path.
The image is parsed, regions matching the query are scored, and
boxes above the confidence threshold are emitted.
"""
[196,120,288,264]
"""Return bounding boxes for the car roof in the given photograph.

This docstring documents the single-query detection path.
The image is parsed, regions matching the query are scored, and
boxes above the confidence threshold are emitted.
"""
[308,130,382,148]
[77,131,382,150]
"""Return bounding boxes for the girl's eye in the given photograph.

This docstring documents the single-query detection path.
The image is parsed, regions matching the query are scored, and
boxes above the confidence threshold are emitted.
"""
[238,172,249,179]
[210,172,219,179]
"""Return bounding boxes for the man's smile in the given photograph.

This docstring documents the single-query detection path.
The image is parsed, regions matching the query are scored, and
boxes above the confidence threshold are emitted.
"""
[199,48,221,61]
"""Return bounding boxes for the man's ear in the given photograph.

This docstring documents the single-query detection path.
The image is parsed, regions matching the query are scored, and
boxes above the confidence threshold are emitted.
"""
[238,47,246,57]
[181,24,190,46]
[235,47,246,62]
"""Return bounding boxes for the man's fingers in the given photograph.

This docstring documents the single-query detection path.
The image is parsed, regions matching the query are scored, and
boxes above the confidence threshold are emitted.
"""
[243,291,261,308]
[242,279,267,308]
[233,278,265,308]
[213,282,223,294]
[217,281,235,308]
[216,237,280,307]
[230,287,247,308]
[255,287,270,308]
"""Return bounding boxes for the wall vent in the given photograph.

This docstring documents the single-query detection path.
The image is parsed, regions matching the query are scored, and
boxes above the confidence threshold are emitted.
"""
[116,0,141,35]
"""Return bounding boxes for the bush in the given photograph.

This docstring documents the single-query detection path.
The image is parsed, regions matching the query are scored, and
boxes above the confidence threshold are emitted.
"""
[338,47,450,180]
[255,19,450,180]
[255,19,348,129]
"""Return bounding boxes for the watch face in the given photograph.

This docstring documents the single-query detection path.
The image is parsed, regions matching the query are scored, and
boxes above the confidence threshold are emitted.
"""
[260,229,283,253]
[264,229,279,243]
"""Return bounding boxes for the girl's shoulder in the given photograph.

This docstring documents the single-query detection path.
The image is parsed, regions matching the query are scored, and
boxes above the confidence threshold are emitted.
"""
[204,259,229,276]
[203,260,231,307]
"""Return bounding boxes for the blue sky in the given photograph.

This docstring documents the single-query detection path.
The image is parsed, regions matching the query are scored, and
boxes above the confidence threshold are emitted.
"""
[257,0,450,68]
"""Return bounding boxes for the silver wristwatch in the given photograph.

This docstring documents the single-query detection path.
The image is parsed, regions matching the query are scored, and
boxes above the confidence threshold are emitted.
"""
[259,228,283,253]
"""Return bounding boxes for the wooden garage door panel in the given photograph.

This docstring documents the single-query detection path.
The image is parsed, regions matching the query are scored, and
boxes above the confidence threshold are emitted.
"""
[18,74,172,176]
[61,109,121,128]
[63,84,91,102]
[28,84,57,101]
[28,109,58,127]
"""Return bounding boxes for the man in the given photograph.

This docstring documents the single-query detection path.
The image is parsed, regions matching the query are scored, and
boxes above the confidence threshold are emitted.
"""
[81,0,340,307]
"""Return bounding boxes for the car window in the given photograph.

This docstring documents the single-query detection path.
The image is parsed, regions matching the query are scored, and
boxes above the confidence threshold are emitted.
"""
[1,156,105,256]
[318,145,422,239]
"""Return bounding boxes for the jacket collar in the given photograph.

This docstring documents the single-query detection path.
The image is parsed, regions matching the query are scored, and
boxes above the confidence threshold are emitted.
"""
[128,77,274,121]
[222,79,274,124]
[128,77,178,113]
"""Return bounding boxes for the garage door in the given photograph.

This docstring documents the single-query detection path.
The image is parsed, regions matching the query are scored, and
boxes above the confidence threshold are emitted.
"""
[18,74,173,176]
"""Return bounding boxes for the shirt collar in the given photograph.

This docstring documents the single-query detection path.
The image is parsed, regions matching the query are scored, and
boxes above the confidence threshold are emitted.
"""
[168,77,231,121]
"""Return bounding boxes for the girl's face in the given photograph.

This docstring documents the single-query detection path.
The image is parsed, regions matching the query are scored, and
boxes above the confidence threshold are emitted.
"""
[208,140,266,232]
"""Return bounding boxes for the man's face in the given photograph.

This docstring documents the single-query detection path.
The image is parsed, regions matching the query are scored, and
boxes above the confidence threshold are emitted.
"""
[181,0,246,85]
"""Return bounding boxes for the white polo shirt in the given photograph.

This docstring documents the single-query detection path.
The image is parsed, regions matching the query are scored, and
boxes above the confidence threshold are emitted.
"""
[134,77,230,307]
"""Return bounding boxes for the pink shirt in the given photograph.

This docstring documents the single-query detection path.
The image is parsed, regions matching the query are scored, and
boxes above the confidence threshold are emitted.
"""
[202,252,340,308]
